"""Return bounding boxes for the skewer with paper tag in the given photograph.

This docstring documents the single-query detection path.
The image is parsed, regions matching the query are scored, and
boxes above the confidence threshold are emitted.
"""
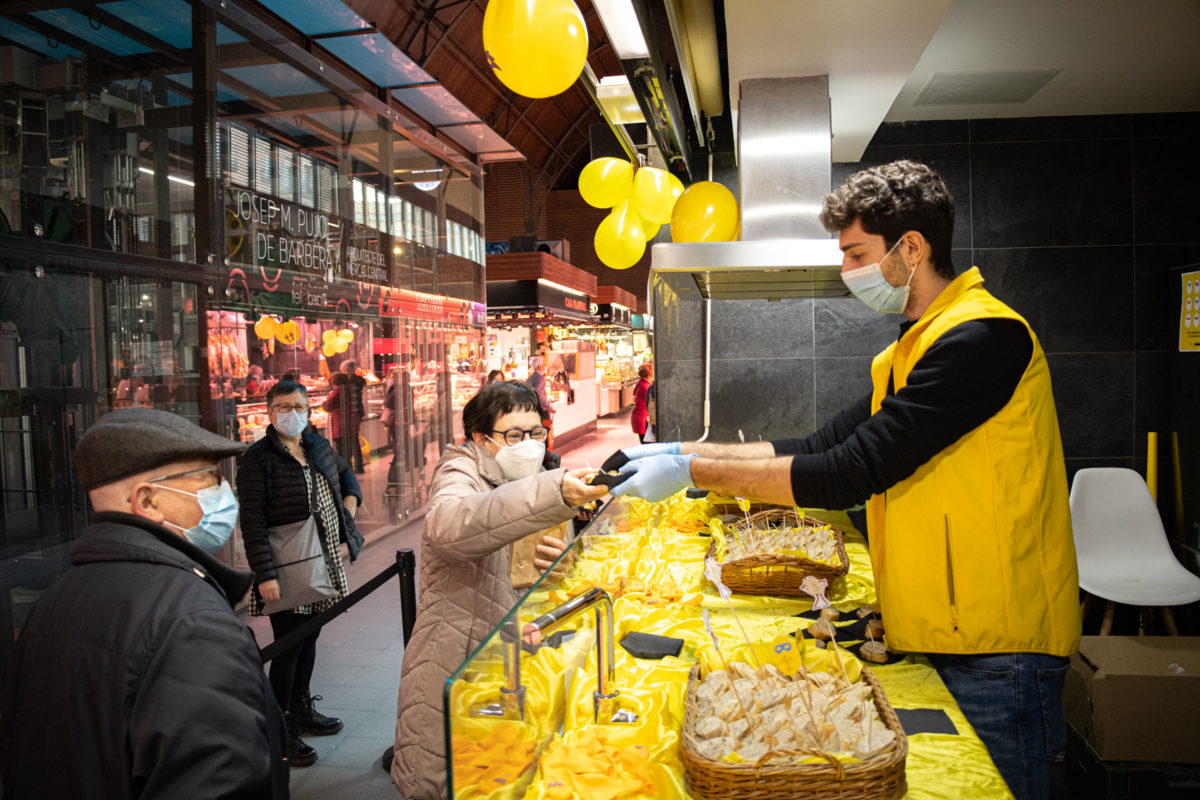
[704,557,761,668]
[701,608,752,723]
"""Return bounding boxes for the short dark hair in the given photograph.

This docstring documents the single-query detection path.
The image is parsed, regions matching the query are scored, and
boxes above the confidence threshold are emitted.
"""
[637,364,652,379]
[487,369,505,383]
[463,381,540,437]
[266,381,307,406]
[820,160,956,279]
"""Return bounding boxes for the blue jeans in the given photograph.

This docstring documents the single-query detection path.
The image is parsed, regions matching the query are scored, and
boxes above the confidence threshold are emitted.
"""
[930,653,1069,800]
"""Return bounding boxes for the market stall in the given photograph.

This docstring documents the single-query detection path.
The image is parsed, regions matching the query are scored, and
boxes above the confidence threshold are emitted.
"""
[445,493,1012,800]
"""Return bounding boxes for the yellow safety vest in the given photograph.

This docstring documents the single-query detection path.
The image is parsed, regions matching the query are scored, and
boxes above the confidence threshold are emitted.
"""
[865,267,1080,656]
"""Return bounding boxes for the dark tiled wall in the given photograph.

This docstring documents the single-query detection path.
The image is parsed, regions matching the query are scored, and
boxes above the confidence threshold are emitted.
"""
[655,112,1200,486]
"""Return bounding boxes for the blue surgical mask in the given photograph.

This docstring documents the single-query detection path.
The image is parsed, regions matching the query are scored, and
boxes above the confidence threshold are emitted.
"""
[841,239,915,314]
[274,410,308,439]
[155,480,240,553]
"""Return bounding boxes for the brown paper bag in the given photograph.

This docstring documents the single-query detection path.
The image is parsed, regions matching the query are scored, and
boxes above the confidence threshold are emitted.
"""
[510,520,572,590]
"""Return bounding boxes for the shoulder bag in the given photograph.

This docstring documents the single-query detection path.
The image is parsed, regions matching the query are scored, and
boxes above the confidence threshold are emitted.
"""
[261,471,338,615]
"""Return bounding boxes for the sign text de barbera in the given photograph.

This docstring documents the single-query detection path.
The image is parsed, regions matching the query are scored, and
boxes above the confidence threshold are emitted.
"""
[230,190,387,283]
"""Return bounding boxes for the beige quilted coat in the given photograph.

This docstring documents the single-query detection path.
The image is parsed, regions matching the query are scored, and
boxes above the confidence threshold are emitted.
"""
[391,441,577,799]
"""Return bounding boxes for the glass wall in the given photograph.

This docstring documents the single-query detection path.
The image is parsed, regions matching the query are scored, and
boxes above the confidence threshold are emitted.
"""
[0,0,489,677]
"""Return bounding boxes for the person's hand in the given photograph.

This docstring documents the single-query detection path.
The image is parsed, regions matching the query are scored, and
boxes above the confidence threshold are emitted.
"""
[534,535,567,574]
[562,468,609,507]
[343,496,358,516]
[610,453,696,503]
[600,442,682,472]
[259,579,281,601]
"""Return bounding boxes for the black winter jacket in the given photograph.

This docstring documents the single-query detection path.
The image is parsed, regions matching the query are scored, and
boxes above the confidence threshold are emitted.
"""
[0,512,288,799]
[237,426,364,587]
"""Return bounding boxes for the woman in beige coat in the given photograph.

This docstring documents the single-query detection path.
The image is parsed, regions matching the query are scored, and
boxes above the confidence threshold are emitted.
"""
[391,381,608,799]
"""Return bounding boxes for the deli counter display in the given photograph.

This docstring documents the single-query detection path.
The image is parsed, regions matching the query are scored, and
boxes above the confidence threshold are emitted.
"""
[442,493,1012,800]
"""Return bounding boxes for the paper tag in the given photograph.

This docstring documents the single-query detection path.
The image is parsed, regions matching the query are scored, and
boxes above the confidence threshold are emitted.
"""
[704,557,733,599]
[800,575,830,609]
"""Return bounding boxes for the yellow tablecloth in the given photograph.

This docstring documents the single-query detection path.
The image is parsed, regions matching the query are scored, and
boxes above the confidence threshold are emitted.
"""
[449,495,1012,800]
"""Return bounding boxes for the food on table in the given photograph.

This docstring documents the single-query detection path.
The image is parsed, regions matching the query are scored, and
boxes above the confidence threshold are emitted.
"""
[819,607,841,623]
[809,619,836,642]
[860,641,890,664]
[722,518,839,565]
[691,662,897,764]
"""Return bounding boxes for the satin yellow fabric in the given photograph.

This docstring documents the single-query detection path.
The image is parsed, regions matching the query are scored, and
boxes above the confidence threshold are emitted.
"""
[448,496,1012,800]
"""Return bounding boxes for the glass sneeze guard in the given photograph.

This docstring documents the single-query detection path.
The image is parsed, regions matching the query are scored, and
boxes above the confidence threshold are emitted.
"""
[443,496,642,799]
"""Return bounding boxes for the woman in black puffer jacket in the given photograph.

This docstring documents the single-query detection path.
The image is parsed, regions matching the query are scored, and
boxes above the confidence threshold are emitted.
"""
[237,380,364,768]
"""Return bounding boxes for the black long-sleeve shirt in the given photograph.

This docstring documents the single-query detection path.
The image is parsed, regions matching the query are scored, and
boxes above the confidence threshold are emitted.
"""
[772,318,1034,509]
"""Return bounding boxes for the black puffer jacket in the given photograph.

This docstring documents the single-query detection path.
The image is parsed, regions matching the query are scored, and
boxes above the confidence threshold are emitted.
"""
[237,426,364,587]
[0,513,288,799]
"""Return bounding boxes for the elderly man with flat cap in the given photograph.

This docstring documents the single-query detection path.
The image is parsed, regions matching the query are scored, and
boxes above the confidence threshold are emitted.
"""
[0,408,289,799]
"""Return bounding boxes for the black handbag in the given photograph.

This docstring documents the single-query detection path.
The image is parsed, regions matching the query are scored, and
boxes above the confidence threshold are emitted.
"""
[261,472,337,615]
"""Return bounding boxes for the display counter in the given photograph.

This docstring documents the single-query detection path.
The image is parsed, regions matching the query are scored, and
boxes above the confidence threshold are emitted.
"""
[598,378,637,416]
[546,378,597,443]
[445,494,1013,800]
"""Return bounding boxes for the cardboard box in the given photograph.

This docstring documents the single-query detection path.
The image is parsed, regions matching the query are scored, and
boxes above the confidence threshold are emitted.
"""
[1063,636,1200,764]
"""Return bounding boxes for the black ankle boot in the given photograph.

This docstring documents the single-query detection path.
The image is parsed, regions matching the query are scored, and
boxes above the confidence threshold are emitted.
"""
[284,713,318,767]
[291,692,344,736]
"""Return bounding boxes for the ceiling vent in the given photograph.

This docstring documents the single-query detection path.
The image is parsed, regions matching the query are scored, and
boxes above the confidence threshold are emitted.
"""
[914,68,1062,105]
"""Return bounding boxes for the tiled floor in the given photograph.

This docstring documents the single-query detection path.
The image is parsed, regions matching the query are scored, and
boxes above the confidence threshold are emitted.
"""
[245,407,640,798]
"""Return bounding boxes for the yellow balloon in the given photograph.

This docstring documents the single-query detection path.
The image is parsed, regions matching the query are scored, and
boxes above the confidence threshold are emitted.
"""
[338,328,355,343]
[321,341,337,358]
[322,329,338,344]
[578,157,634,209]
[334,340,349,354]
[632,167,682,225]
[482,0,588,99]
[594,200,647,270]
[253,316,278,339]
[670,181,740,243]
[274,320,300,345]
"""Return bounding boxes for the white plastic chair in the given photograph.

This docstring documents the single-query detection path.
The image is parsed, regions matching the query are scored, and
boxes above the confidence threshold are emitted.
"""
[1070,467,1200,634]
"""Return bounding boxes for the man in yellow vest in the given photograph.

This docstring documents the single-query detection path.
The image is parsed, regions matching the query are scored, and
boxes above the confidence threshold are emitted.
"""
[608,160,1080,800]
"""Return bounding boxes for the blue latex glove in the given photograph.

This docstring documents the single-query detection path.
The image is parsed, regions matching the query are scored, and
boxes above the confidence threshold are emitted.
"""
[600,442,682,472]
[610,453,696,503]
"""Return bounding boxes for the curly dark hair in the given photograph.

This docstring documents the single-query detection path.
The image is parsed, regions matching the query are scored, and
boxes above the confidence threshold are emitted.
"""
[462,381,542,438]
[819,160,956,279]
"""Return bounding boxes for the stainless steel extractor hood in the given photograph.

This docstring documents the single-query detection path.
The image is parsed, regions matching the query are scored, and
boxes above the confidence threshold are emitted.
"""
[651,75,848,300]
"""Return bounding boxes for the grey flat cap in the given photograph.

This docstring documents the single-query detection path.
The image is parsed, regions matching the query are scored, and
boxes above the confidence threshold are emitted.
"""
[75,408,246,490]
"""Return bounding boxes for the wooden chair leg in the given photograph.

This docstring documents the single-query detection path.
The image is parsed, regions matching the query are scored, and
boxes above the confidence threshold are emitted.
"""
[1161,607,1180,636]
[1100,600,1116,635]
[1080,593,1094,619]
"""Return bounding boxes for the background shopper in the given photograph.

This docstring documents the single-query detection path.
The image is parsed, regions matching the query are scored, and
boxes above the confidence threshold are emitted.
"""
[238,381,365,767]
[0,408,287,798]
[324,360,366,473]
[631,363,654,443]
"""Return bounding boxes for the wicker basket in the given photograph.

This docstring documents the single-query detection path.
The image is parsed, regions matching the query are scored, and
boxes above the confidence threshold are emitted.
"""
[681,664,908,800]
[712,509,849,596]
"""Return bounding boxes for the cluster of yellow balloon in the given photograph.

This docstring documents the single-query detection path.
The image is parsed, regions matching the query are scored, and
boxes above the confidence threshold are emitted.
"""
[321,328,355,358]
[482,0,587,99]
[670,181,740,243]
[581,158,685,270]
[253,316,302,345]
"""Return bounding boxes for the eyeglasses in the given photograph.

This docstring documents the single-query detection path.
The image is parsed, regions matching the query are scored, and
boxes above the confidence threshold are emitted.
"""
[271,404,309,413]
[146,464,222,485]
[491,426,549,445]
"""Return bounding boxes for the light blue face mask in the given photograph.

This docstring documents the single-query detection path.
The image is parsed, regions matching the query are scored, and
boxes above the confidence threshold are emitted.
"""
[155,480,240,553]
[841,238,915,314]
[274,410,308,439]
